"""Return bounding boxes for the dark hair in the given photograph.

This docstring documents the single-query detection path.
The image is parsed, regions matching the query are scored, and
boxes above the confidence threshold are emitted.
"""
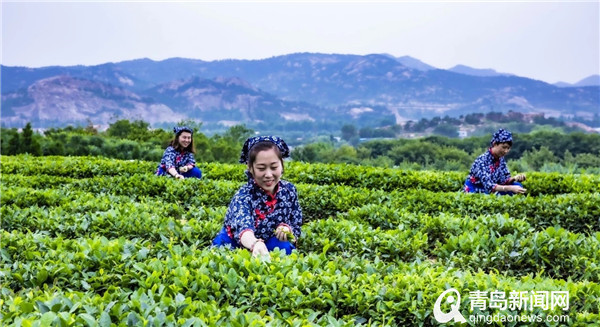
[170,130,196,153]
[248,141,284,169]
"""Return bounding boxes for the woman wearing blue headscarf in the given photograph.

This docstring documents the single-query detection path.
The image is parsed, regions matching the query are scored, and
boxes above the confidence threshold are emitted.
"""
[463,128,526,195]
[212,135,303,257]
[155,126,202,179]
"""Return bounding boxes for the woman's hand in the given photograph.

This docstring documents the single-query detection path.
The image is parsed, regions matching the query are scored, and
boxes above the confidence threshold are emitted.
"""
[513,173,526,182]
[251,240,269,258]
[275,226,291,241]
[241,232,270,262]
[507,185,527,194]
[179,166,189,173]
[175,174,185,180]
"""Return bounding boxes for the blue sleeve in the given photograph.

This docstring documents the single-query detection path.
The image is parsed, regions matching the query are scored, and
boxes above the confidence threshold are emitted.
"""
[288,184,303,239]
[471,156,497,193]
[185,152,196,166]
[224,188,255,242]
[161,147,177,170]
[499,159,511,184]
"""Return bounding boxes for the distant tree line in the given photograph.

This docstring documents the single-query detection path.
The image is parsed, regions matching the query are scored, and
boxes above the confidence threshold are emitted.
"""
[3,118,599,174]
[338,111,591,145]
[1,120,254,164]
[292,131,600,174]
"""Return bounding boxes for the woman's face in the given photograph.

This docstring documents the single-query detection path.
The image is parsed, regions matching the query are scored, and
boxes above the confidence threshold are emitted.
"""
[250,148,282,194]
[491,142,511,158]
[178,132,192,148]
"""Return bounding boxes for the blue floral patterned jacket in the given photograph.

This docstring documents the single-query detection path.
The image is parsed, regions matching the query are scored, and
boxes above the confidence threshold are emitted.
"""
[155,146,195,176]
[466,149,511,193]
[224,175,303,243]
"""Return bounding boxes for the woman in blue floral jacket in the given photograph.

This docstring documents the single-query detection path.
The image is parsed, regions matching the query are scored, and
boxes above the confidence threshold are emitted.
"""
[155,126,202,179]
[463,128,527,195]
[212,136,302,257]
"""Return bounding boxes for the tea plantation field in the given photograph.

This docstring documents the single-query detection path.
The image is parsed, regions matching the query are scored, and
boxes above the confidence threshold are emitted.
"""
[1,155,599,326]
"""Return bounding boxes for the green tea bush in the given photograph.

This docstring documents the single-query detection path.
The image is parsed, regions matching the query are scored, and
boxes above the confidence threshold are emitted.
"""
[1,156,599,326]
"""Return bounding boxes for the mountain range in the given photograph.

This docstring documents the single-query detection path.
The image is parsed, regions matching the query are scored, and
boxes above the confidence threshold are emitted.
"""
[553,74,600,88]
[2,53,599,131]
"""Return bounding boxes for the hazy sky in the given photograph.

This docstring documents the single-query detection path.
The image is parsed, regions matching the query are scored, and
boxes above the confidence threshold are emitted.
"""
[2,1,599,84]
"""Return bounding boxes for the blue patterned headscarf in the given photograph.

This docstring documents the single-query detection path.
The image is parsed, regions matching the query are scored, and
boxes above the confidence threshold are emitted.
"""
[490,128,513,145]
[173,126,193,135]
[239,136,290,164]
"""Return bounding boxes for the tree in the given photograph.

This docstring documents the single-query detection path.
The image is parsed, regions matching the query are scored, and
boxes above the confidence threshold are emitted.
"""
[43,140,65,156]
[341,124,358,141]
[389,141,439,166]
[7,132,21,155]
[205,125,254,163]
[379,118,396,127]
[521,146,558,171]
[464,113,482,125]
[359,127,374,138]
[356,146,372,160]
[335,145,358,163]
[106,119,152,141]
[66,135,89,156]
[84,119,98,135]
[223,125,254,144]
[193,133,214,162]
[412,118,428,132]
[210,135,238,163]
[106,120,135,139]
[113,140,141,159]
[434,146,471,170]
[291,144,319,162]
[485,111,504,121]
[291,142,333,163]
[571,153,600,169]
[432,124,459,138]
[22,122,42,155]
